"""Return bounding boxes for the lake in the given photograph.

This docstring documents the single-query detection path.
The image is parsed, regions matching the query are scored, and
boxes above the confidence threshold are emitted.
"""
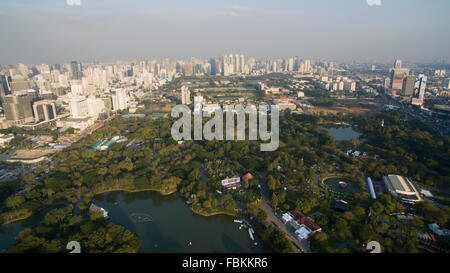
[93,191,266,253]
[0,205,65,251]
[324,125,361,141]
[0,191,267,253]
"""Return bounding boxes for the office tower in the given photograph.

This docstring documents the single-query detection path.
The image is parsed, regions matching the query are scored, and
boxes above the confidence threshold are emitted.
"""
[194,93,203,105]
[3,90,36,122]
[184,63,193,76]
[384,78,391,89]
[193,64,202,75]
[304,60,312,73]
[402,75,416,96]
[58,74,69,87]
[70,84,83,95]
[71,61,83,80]
[69,96,89,118]
[240,55,245,73]
[288,58,294,72]
[221,54,234,76]
[0,75,11,102]
[411,74,427,106]
[32,100,57,122]
[344,81,356,92]
[9,78,31,93]
[181,86,191,105]
[193,93,203,115]
[143,72,153,88]
[229,54,235,74]
[442,78,450,89]
[86,96,105,118]
[390,59,409,90]
[209,58,216,75]
[111,88,129,111]
[17,63,29,78]
[414,74,427,100]
[36,64,51,74]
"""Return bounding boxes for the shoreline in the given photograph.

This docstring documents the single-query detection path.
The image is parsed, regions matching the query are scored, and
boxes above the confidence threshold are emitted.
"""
[0,211,32,225]
[93,188,237,218]
[93,187,177,196]
[1,187,234,225]
[190,207,237,217]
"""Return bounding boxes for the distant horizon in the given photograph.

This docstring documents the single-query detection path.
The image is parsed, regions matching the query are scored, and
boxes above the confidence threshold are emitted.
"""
[1,56,449,68]
[1,0,449,65]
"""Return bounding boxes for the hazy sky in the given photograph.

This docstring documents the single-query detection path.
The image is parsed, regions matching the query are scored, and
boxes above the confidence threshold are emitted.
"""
[0,0,449,65]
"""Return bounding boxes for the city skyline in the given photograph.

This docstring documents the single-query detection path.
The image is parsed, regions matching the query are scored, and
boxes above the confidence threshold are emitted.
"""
[0,0,449,64]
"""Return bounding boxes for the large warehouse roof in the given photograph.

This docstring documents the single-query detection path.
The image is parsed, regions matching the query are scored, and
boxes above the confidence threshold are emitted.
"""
[383,175,422,203]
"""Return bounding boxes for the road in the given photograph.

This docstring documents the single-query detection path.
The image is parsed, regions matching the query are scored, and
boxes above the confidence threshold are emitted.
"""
[258,173,311,253]
[372,86,448,137]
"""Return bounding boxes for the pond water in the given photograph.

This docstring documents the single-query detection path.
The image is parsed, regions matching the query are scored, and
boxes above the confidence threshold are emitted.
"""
[324,125,361,141]
[93,191,267,253]
[323,178,361,195]
[0,191,268,253]
[0,205,65,251]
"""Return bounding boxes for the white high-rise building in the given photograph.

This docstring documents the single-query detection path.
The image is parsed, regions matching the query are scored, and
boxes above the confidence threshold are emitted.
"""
[143,72,154,88]
[87,96,105,118]
[181,86,191,105]
[69,96,89,118]
[58,75,69,87]
[70,84,83,95]
[111,88,129,111]
[288,58,294,72]
[344,81,356,92]
[193,93,203,115]
[304,60,311,73]
[240,55,245,73]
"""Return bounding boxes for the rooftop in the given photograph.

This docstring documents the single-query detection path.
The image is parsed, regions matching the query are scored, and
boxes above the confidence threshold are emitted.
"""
[383,175,422,203]
[10,149,56,160]
[289,210,321,232]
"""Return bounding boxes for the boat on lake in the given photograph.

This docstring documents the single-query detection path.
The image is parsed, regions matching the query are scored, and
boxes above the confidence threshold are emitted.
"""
[248,228,255,241]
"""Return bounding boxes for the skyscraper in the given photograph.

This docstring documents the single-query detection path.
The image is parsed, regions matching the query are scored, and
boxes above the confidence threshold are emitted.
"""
[32,100,57,122]
[69,96,89,118]
[394,59,402,69]
[0,75,11,103]
[390,59,409,90]
[8,78,31,93]
[3,90,36,123]
[402,75,416,96]
[111,88,129,111]
[71,61,83,80]
[184,63,193,76]
[181,86,191,105]
[412,74,427,106]
[240,55,245,73]
[209,58,216,75]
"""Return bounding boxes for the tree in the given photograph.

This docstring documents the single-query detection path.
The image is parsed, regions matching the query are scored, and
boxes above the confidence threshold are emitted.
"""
[257,208,267,222]
[203,200,212,210]
[267,176,276,191]
[45,208,69,225]
[119,157,134,172]
[272,193,279,209]
[5,195,25,209]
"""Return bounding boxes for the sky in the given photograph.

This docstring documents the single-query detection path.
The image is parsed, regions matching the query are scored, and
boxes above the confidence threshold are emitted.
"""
[0,0,449,65]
